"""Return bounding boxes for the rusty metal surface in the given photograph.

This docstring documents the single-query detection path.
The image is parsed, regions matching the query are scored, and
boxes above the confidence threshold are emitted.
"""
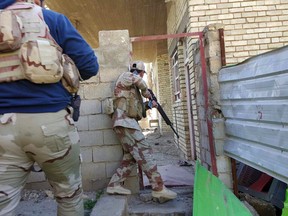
[219,45,288,184]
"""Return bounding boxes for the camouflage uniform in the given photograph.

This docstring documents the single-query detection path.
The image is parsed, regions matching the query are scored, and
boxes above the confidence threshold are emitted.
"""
[0,0,99,214]
[108,72,164,191]
[0,110,83,216]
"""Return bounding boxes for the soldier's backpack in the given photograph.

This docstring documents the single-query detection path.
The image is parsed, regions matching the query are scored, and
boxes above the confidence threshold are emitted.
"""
[0,2,81,93]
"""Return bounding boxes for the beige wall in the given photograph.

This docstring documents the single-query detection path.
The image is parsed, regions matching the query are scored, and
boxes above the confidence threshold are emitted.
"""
[165,0,288,160]
[155,54,174,133]
[187,0,288,64]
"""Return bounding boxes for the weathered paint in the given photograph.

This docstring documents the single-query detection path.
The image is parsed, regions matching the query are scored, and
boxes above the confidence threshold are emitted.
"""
[193,161,252,216]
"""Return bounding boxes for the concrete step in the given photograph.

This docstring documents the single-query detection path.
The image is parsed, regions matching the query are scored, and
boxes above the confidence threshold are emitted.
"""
[90,186,193,216]
[90,194,127,216]
[127,186,193,216]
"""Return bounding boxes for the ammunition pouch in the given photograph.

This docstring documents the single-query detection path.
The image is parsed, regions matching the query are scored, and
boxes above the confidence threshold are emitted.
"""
[103,97,115,115]
[0,3,79,88]
[127,97,144,121]
[114,96,144,121]
[61,54,82,93]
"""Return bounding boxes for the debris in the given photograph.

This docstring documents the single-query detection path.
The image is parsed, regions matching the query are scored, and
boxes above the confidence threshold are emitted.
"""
[178,160,192,167]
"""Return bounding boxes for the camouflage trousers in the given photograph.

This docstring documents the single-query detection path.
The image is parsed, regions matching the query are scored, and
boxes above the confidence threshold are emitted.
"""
[0,110,83,216]
[108,127,164,191]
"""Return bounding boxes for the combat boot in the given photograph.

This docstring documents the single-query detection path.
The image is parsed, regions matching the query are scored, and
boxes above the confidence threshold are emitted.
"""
[106,185,131,195]
[152,186,177,203]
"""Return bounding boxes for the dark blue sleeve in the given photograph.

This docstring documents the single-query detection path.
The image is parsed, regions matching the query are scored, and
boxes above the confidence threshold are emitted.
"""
[42,9,99,80]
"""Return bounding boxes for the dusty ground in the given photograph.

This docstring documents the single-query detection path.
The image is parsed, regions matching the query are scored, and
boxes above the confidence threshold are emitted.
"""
[15,129,194,216]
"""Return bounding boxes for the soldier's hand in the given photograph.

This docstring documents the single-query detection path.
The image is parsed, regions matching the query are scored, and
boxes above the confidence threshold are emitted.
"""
[152,100,158,108]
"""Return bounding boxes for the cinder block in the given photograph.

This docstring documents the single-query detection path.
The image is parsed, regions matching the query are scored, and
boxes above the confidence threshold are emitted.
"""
[81,147,93,163]
[92,145,123,162]
[208,57,222,74]
[80,99,102,115]
[103,129,120,145]
[90,194,127,216]
[79,130,104,147]
[83,83,113,100]
[212,118,225,139]
[81,162,106,181]
[89,114,113,130]
[82,163,108,191]
[216,155,232,173]
[75,115,89,131]
[99,30,130,48]
[97,47,131,69]
[215,139,225,155]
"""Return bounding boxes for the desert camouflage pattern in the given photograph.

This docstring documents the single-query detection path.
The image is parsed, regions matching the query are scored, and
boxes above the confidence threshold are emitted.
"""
[0,3,63,83]
[108,127,164,191]
[61,54,82,93]
[112,71,151,130]
[109,72,164,191]
[0,110,83,216]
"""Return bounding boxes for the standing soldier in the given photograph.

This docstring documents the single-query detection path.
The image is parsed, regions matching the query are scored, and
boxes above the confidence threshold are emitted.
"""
[0,0,99,215]
[107,61,177,203]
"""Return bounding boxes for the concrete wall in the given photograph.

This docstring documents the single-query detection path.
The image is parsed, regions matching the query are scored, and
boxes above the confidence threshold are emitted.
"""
[198,24,232,188]
[26,30,140,193]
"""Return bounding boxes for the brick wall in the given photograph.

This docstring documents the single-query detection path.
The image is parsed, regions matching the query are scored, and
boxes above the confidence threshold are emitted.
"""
[164,0,288,187]
[166,0,194,160]
[188,0,288,64]
[155,54,173,133]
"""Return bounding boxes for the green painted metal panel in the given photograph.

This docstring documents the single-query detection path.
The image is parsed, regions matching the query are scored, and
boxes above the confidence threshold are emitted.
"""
[282,189,288,216]
[193,161,252,216]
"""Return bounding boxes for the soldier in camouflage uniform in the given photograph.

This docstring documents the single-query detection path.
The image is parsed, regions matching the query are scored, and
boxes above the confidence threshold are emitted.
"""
[0,0,99,215]
[107,61,177,202]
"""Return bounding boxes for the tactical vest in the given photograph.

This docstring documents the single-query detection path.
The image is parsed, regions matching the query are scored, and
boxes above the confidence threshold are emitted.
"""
[0,3,81,92]
[114,84,145,121]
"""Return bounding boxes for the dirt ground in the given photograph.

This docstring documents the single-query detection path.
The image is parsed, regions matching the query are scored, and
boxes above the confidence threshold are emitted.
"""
[15,129,194,216]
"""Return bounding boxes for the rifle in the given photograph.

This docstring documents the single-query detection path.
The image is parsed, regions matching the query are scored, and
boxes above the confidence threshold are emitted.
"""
[147,89,179,138]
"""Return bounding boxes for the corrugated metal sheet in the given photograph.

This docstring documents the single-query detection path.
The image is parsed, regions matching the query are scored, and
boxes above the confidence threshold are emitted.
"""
[219,45,288,184]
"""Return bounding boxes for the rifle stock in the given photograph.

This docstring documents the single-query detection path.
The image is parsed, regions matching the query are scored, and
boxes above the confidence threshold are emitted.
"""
[148,89,179,138]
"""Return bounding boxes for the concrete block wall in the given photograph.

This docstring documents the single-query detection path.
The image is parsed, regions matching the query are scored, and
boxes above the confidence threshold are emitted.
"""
[204,24,232,188]
[78,30,136,192]
[187,0,288,64]
[191,24,232,188]
[26,30,140,193]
